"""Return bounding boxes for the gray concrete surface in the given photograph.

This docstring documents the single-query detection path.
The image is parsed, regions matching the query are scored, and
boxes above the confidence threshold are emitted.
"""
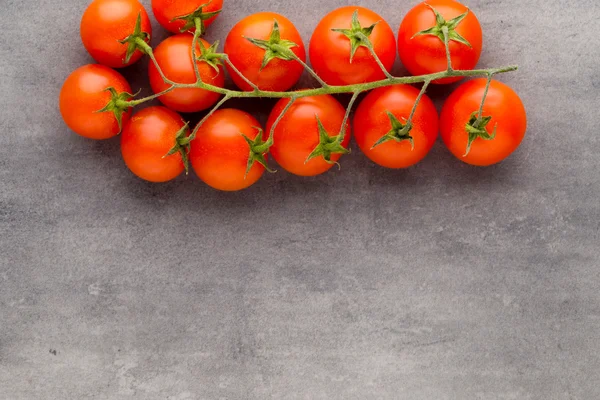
[1,0,599,398]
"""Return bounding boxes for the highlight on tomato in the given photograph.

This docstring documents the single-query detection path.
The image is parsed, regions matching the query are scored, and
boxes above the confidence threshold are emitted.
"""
[121,106,190,183]
[440,79,527,166]
[353,85,439,169]
[189,109,269,191]
[224,12,306,91]
[59,64,133,140]
[80,0,152,68]
[398,0,482,84]
[148,34,225,113]
[309,6,396,86]
[152,0,223,35]
[266,95,351,177]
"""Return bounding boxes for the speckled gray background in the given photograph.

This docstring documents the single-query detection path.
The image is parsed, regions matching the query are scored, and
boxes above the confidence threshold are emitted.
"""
[1,0,599,398]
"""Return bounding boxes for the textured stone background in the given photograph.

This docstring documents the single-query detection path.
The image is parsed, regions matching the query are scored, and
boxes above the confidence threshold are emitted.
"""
[1,0,599,399]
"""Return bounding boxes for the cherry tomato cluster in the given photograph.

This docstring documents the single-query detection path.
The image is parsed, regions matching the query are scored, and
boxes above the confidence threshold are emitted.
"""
[60,0,527,191]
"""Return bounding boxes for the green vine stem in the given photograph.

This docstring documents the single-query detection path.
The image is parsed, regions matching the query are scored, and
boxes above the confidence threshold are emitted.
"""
[122,5,517,165]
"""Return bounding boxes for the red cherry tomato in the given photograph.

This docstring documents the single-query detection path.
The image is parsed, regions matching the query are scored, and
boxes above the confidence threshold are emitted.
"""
[152,0,223,34]
[224,12,306,91]
[80,0,152,68]
[266,95,351,176]
[309,6,396,86]
[148,34,225,113]
[59,64,132,140]
[440,79,527,166]
[190,109,266,191]
[121,106,187,182]
[353,85,439,168]
[398,0,482,84]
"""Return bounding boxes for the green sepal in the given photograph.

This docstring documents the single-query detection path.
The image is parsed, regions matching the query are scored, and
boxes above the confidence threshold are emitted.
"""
[305,115,350,165]
[196,40,225,74]
[241,127,276,178]
[412,4,472,48]
[173,2,222,35]
[331,10,379,62]
[119,13,151,64]
[163,122,192,174]
[371,111,415,149]
[95,87,138,133]
[463,111,497,156]
[244,20,298,70]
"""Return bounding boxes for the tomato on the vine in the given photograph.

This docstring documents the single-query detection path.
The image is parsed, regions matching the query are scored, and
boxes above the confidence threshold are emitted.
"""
[440,79,527,166]
[190,109,267,191]
[80,0,152,68]
[152,0,223,34]
[59,64,132,140]
[148,34,225,113]
[224,12,306,92]
[353,85,439,168]
[121,106,188,183]
[266,95,351,176]
[398,0,482,84]
[309,6,396,86]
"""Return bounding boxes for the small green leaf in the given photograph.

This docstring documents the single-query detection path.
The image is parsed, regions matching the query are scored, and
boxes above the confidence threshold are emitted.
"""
[305,115,349,164]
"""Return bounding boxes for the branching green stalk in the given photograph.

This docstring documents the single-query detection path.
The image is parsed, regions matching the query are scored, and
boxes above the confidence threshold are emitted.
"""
[191,18,203,82]
[287,52,329,87]
[268,96,297,139]
[339,91,361,138]
[128,86,177,107]
[407,80,431,124]
[157,65,516,100]
[188,94,231,141]
[441,26,453,71]
[476,73,493,126]
[135,38,176,86]
[223,55,260,92]
[361,35,394,80]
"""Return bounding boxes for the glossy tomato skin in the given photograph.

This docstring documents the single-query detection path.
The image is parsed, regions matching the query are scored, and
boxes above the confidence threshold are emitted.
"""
[81,0,152,68]
[440,79,527,166]
[152,0,223,34]
[59,64,132,140]
[148,34,225,113]
[266,95,351,176]
[190,109,265,191]
[121,106,186,182]
[398,0,482,84]
[309,6,396,86]
[354,85,439,168]
[224,12,306,91]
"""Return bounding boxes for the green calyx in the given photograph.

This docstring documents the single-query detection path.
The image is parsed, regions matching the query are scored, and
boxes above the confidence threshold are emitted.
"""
[96,87,136,133]
[331,10,378,62]
[464,111,497,156]
[245,20,299,70]
[241,128,276,178]
[306,115,349,165]
[196,40,225,74]
[119,13,151,64]
[412,4,472,48]
[371,111,414,149]
[164,122,192,173]
[173,2,222,35]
